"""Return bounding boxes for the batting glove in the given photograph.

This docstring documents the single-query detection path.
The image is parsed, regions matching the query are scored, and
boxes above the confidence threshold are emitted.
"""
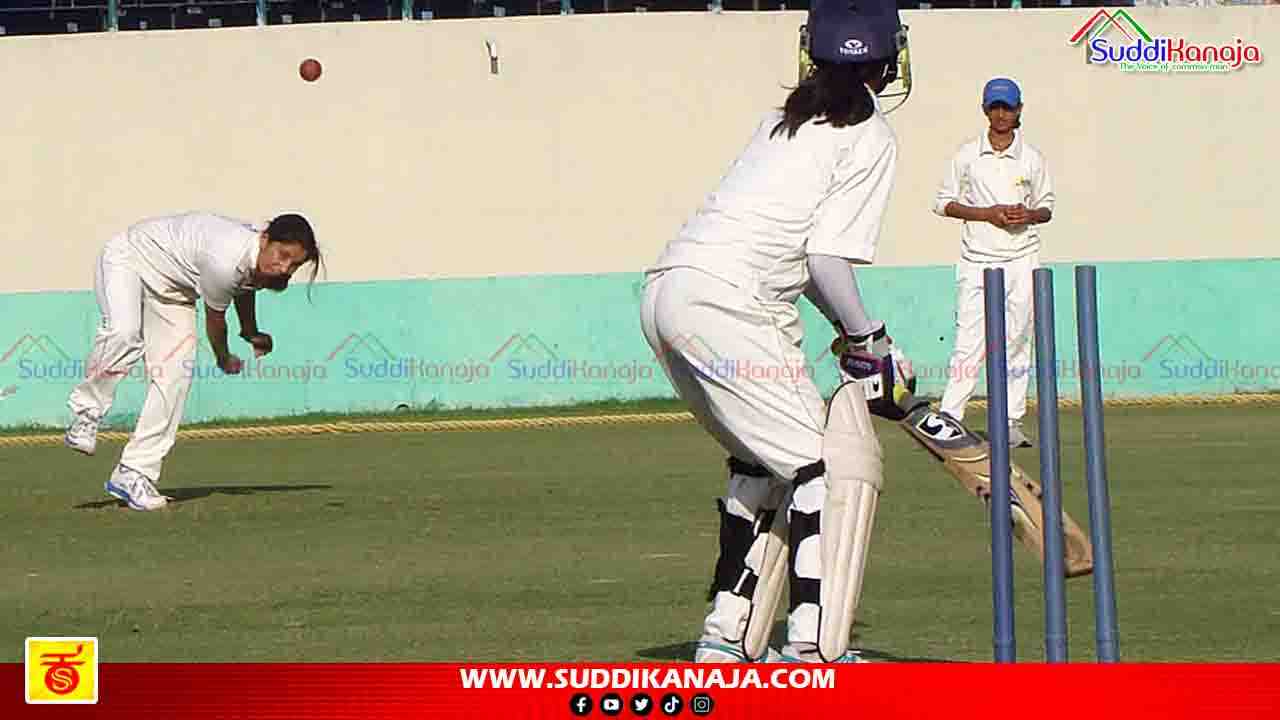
[833,323,925,422]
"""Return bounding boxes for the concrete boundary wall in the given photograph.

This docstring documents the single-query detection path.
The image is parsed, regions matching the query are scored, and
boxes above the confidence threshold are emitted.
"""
[0,7,1276,293]
[2,259,1275,427]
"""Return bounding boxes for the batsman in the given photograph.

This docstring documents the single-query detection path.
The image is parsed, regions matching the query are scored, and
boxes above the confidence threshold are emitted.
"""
[640,0,912,663]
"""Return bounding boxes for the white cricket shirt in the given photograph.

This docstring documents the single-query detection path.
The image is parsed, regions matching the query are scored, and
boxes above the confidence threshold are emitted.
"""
[649,104,897,305]
[123,211,262,311]
[932,130,1055,263]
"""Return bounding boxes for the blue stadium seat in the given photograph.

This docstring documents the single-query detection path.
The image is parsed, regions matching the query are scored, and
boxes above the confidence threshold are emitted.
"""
[170,2,256,29]
[57,7,107,32]
[117,6,177,30]
[352,0,393,21]
[417,0,460,17]
[4,0,65,8]
[269,1,325,24]
[320,0,354,20]
[212,2,259,26]
[0,10,61,36]
[173,3,213,28]
[0,7,106,35]
[636,0,712,10]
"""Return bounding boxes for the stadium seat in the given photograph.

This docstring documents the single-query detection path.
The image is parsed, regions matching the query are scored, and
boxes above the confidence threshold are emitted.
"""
[269,1,325,24]
[0,10,60,36]
[420,0,464,16]
[169,2,256,29]
[58,7,106,32]
[173,4,212,28]
[352,0,393,21]
[320,0,355,20]
[211,2,259,26]
[637,0,714,10]
[117,6,177,30]
[719,0,790,8]
[551,0,595,12]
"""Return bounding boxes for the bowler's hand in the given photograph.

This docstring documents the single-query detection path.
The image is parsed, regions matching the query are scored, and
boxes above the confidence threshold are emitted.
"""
[218,353,244,375]
[243,332,274,358]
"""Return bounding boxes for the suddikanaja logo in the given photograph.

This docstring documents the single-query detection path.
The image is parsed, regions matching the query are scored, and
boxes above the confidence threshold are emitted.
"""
[1069,9,1263,73]
[1,334,81,381]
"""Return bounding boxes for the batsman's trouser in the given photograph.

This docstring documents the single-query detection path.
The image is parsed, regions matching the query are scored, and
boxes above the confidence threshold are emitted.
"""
[67,236,197,483]
[940,253,1038,424]
[639,267,844,651]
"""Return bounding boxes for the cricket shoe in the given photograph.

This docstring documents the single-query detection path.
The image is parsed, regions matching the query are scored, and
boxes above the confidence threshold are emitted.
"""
[1008,421,1033,449]
[64,410,100,456]
[693,640,783,664]
[105,465,170,511]
[778,643,867,663]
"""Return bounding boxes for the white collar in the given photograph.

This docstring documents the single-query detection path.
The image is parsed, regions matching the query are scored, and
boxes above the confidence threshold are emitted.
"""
[980,128,1022,159]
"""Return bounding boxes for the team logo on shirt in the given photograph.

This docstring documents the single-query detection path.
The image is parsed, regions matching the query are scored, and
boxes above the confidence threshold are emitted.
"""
[1069,10,1262,73]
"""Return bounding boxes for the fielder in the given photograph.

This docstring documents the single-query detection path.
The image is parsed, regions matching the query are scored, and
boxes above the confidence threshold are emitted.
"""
[63,211,322,511]
[640,0,915,663]
[934,78,1055,449]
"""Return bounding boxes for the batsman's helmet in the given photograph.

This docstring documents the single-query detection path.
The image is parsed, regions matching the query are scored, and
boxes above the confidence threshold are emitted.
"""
[800,0,912,110]
[807,0,906,65]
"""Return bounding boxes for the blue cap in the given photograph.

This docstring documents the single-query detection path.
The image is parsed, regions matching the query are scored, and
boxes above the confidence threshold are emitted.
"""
[808,0,903,64]
[982,78,1022,109]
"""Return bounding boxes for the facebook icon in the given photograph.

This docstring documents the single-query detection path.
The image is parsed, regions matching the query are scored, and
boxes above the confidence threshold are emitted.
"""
[570,693,593,716]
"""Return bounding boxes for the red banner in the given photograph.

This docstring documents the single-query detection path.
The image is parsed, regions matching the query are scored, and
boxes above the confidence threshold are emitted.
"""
[5,663,1280,718]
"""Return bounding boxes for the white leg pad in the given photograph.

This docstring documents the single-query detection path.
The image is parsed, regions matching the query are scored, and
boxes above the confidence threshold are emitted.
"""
[788,382,884,661]
[702,466,790,661]
[741,488,790,660]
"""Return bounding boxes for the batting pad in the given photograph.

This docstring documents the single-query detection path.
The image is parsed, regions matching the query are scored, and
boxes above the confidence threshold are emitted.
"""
[818,381,885,661]
[705,469,790,662]
[742,498,790,661]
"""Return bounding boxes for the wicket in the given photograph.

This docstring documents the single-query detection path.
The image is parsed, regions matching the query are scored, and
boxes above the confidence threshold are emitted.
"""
[982,265,1120,663]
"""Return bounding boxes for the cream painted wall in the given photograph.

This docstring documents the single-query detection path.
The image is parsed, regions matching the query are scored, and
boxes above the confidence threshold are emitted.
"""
[0,7,1275,292]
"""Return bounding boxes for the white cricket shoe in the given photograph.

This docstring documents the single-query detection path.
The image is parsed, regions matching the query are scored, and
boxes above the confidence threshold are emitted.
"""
[64,410,100,456]
[1008,421,1034,449]
[105,465,170,511]
[779,643,868,663]
[693,639,783,663]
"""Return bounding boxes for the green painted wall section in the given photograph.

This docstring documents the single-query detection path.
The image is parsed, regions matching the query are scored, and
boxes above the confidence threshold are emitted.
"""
[1,259,1275,429]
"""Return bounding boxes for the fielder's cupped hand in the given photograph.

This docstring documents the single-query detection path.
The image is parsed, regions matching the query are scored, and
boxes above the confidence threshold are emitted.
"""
[1003,204,1033,227]
[243,332,274,358]
[986,205,1015,229]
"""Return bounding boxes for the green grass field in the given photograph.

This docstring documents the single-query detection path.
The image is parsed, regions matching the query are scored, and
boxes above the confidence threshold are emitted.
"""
[3,403,1278,663]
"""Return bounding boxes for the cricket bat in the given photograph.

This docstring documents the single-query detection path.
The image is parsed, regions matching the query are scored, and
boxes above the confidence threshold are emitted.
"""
[899,402,1095,578]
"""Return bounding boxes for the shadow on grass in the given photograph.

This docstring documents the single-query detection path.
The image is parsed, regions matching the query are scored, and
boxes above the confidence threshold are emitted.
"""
[636,620,958,663]
[74,484,333,509]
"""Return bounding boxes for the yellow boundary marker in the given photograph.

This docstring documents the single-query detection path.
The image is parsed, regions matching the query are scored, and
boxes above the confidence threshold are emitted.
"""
[0,412,695,448]
[2,394,1277,448]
